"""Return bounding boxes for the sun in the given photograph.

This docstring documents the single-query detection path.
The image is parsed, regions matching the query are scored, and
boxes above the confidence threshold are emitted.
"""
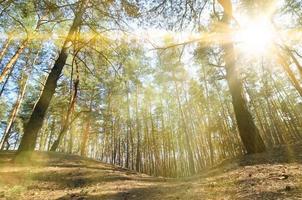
[234,18,275,56]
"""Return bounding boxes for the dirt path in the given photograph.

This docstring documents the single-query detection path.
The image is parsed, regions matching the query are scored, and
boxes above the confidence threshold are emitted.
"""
[0,143,302,199]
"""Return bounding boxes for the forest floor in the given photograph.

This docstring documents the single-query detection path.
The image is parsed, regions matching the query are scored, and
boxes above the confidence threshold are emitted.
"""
[1,143,302,200]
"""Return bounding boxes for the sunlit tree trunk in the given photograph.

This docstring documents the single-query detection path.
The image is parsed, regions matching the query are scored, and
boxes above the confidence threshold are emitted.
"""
[0,34,13,63]
[218,0,266,154]
[0,37,29,83]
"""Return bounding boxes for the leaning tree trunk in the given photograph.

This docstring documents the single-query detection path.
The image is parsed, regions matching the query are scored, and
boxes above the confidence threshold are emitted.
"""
[50,74,79,151]
[218,0,266,154]
[0,34,13,63]
[50,55,80,152]
[0,39,28,83]
[17,2,86,153]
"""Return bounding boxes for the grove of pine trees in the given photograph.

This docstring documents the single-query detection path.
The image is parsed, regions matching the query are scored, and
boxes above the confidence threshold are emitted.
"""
[0,0,302,177]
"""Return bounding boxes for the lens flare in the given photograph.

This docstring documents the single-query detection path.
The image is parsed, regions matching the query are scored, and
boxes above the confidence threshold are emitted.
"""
[234,18,275,56]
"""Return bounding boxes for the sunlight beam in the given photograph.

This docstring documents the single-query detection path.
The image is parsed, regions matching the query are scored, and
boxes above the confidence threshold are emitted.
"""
[234,17,275,56]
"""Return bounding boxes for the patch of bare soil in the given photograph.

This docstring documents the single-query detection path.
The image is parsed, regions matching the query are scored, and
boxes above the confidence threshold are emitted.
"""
[0,143,302,200]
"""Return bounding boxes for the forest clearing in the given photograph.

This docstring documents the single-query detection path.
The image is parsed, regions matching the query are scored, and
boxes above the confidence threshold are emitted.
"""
[1,0,302,199]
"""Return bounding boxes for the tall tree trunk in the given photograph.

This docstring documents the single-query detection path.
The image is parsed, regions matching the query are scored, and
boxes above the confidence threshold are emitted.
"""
[218,0,266,154]
[17,2,86,153]
[278,52,302,97]
[173,77,195,175]
[80,118,91,156]
[201,66,214,165]
[243,81,271,146]
[50,59,80,151]
[50,79,79,151]
[125,81,131,169]
[283,46,302,78]
[80,92,93,156]
[135,85,141,172]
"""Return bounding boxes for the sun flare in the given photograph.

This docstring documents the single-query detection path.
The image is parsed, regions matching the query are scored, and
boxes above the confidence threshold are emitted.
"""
[235,18,275,56]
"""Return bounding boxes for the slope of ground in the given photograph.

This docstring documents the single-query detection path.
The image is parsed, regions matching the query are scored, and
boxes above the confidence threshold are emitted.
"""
[0,143,302,200]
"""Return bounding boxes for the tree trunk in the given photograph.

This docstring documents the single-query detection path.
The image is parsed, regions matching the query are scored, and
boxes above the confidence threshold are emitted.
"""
[284,46,302,78]
[0,34,13,63]
[218,0,266,154]
[223,41,266,154]
[135,85,141,172]
[0,39,28,83]
[0,65,12,98]
[173,77,195,175]
[80,116,91,156]
[17,2,86,153]
[80,92,93,156]
[125,81,131,169]
[278,53,302,97]
[50,60,79,151]
[50,79,79,151]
